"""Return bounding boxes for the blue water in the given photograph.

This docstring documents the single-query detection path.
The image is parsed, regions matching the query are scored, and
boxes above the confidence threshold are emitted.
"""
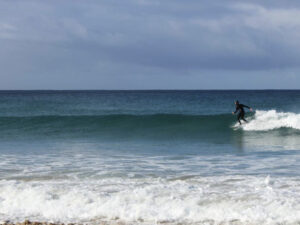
[0,90,299,224]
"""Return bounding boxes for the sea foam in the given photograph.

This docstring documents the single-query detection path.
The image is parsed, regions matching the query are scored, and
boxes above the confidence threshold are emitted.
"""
[240,110,300,131]
[0,176,299,224]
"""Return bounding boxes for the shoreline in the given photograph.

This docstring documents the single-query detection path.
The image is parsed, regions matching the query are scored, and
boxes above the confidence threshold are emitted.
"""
[2,219,300,225]
[0,221,127,225]
[0,219,251,225]
[1,221,76,225]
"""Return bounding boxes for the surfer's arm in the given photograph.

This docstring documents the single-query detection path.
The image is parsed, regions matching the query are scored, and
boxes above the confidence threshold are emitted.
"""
[233,107,239,114]
[241,104,253,111]
[240,104,249,109]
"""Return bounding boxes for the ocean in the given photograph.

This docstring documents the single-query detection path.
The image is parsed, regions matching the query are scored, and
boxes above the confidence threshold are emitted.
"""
[0,90,299,224]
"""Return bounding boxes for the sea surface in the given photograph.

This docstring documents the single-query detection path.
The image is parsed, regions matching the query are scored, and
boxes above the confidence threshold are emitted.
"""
[0,90,299,225]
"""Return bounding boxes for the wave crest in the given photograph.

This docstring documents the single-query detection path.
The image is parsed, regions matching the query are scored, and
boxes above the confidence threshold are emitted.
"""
[242,110,300,131]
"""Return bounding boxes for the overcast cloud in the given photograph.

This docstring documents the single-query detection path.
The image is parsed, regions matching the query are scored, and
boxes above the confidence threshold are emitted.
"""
[0,0,300,89]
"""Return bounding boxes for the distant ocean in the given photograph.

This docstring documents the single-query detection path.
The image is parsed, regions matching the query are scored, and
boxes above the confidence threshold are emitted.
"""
[0,90,299,224]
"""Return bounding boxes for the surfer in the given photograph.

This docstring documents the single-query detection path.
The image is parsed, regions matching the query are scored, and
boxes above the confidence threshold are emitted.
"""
[232,100,253,125]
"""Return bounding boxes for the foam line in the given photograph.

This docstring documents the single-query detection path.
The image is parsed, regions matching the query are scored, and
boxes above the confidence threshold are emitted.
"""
[0,176,299,224]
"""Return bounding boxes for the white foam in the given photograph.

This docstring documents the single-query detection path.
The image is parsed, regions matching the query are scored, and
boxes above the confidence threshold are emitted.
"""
[239,110,300,131]
[0,176,300,224]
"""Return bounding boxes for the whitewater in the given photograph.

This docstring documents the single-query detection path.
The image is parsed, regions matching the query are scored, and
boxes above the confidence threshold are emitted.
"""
[0,176,299,224]
[242,110,300,131]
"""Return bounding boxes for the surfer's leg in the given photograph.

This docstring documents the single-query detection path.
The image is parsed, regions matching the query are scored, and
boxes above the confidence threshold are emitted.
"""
[241,112,248,123]
[237,113,242,125]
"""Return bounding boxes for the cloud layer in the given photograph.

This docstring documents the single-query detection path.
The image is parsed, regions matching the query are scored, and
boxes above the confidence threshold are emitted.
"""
[0,0,300,89]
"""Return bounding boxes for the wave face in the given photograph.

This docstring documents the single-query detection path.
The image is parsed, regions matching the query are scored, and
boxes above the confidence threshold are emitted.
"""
[241,110,300,131]
[0,114,236,140]
[2,110,300,139]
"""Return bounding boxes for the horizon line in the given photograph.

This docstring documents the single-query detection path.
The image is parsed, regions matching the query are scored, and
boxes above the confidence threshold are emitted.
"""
[0,89,299,91]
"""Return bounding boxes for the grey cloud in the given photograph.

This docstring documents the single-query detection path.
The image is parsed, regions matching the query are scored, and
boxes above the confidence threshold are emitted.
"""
[0,0,300,89]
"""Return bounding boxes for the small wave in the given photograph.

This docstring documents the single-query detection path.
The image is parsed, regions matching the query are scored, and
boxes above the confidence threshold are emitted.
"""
[242,110,300,131]
[2,111,300,139]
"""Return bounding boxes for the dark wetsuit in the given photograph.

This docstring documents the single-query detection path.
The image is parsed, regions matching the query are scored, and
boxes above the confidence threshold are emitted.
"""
[234,103,250,124]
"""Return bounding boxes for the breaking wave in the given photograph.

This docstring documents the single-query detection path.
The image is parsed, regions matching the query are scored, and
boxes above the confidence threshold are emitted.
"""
[1,110,300,140]
[242,110,300,131]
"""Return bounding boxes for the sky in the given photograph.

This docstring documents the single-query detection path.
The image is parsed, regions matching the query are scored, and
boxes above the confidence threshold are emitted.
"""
[0,0,300,89]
